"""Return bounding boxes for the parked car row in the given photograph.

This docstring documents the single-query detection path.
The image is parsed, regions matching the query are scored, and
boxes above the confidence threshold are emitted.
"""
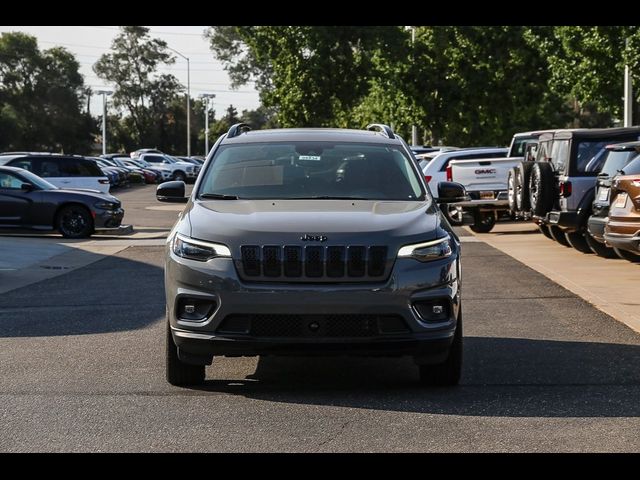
[0,148,200,239]
[469,127,640,262]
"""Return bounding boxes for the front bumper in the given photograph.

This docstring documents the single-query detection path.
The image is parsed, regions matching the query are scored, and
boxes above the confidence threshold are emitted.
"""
[94,207,124,229]
[165,251,460,360]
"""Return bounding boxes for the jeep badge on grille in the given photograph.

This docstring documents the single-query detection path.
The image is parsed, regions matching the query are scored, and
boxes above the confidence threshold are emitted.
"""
[301,234,328,242]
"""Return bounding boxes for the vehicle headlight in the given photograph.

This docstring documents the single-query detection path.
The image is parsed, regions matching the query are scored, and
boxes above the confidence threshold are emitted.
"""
[397,235,452,262]
[94,201,119,210]
[172,233,231,261]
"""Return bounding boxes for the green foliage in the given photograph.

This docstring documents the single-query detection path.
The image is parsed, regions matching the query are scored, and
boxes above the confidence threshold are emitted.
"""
[207,26,572,147]
[526,26,640,124]
[0,32,95,153]
[94,26,190,153]
[362,26,571,146]
[206,26,403,127]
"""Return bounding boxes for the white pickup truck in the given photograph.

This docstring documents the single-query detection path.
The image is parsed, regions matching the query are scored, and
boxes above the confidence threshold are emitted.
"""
[449,131,548,232]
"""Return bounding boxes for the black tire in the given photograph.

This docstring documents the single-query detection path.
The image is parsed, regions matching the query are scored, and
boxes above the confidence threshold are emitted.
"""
[173,171,186,182]
[548,225,571,247]
[418,312,462,387]
[507,167,518,216]
[515,162,533,212]
[565,230,593,254]
[585,234,617,258]
[529,162,555,217]
[440,203,464,226]
[55,205,94,239]
[469,211,496,233]
[613,247,640,263]
[538,224,553,239]
[166,320,205,386]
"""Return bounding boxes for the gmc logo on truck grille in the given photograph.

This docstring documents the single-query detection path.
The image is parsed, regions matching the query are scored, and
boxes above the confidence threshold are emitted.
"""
[475,169,497,175]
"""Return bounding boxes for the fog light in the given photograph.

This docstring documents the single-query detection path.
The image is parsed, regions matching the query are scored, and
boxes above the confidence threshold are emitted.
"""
[414,300,450,322]
[177,298,216,322]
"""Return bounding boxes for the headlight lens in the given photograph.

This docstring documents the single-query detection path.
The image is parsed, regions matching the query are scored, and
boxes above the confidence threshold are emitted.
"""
[172,233,231,261]
[94,201,119,210]
[397,236,452,262]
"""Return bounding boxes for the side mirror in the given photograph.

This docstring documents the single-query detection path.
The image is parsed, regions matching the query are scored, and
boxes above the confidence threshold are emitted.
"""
[21,183,34,192]
[157,181,188,203]
[436,181,470,204]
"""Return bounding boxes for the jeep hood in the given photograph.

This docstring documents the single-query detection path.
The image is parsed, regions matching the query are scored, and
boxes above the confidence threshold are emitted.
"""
[185,199,442,252]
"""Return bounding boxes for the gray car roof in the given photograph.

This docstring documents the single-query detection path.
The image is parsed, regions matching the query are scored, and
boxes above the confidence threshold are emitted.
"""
[220,128,404,145]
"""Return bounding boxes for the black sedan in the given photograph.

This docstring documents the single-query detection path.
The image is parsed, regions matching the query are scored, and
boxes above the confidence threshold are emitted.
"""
[0,166,124,238]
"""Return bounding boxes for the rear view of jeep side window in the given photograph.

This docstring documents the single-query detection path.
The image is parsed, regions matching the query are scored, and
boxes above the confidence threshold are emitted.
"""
[550,140,570,173]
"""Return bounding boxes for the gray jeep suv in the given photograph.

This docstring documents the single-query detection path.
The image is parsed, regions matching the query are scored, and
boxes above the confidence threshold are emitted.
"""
[158,124,466,387]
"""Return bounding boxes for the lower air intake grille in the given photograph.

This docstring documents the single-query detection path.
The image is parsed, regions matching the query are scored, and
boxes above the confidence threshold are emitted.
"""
[217,314,409,338]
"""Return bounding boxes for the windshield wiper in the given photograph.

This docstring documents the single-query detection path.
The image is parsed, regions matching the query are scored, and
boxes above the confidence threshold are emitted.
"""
[200,193,240,200]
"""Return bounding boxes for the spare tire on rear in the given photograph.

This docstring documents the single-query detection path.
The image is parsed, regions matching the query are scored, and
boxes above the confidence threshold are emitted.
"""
[516,162,533,212]
[529,162,555,217]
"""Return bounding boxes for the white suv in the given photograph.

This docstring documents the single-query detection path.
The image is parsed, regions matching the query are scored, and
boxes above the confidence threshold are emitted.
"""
[139,154,197,182]
[0,154,111,193]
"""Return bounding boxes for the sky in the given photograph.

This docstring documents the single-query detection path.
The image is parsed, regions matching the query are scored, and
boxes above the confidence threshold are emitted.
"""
[0,25,261,118]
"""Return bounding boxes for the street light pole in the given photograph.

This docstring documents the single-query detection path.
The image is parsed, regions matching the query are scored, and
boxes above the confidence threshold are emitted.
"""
[624,37,633,127]
[95,90,113,156]
[199,93,216,156]
[410,26,418,146]
[167,46,191,156]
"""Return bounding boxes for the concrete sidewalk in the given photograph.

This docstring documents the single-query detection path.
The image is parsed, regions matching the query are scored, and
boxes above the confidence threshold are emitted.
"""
[467,222,640,333]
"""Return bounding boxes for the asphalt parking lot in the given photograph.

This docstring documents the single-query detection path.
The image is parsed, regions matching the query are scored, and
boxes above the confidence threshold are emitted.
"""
[2,188,640,452]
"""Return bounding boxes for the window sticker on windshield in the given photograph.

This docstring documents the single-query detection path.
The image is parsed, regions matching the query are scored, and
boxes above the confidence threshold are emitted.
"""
[298,155,321,161]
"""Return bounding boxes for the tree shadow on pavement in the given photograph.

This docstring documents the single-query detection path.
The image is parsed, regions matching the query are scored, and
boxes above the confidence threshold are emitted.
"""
[189,336,640,418]
[0,250,165,337]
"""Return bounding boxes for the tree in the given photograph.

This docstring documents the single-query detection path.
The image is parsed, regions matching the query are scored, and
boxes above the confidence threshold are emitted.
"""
[526,26,640,125]
[0,32,94,153]
[205,26,403,127]
[93,26,184,150]
[208,104,241,138]
[361,26,570,147]
[240,105,278,130]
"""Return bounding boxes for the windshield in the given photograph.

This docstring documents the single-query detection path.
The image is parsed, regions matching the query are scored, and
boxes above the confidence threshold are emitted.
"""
[600,150,639,177]
[21,169,58,190]
[511,136,535,157]
[577,140,610,173]
[198,142,426,201]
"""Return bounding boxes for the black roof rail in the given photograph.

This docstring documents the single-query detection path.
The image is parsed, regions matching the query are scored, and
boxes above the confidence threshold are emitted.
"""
[227,123,252,138]
[366,124,395,139]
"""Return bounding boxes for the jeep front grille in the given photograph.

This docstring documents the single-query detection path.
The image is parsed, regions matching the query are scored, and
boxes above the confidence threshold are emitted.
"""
[238,245,389,282]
